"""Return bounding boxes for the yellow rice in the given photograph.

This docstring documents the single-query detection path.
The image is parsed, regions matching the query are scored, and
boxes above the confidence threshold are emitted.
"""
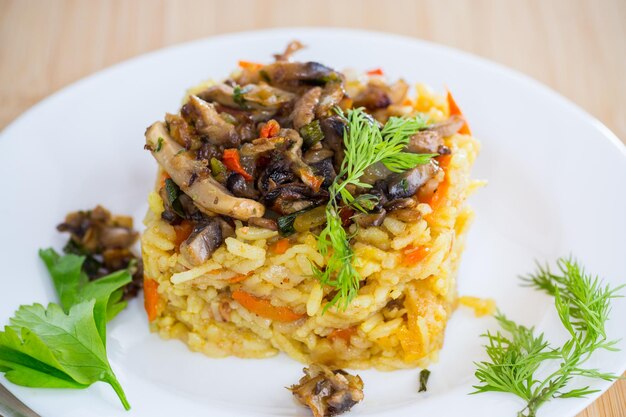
[141,86,480,370]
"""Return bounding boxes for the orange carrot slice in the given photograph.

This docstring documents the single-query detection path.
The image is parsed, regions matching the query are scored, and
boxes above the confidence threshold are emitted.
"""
[402,245,431,266]
[143,278,159,322]
[446,90,472,135]
[232,290,304,322]
[270,238,290,255]
[222,148,253,180]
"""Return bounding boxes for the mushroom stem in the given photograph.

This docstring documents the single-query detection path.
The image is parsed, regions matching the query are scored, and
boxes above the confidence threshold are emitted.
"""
[145,122,265,220]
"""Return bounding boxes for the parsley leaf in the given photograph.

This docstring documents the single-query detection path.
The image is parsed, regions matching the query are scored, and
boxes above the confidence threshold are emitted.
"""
[0,301,130,409]
[0,325,87,389]
[39,248,131,341]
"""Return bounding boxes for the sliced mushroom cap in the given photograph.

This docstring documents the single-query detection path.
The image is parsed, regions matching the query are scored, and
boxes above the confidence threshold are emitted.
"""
[282,128,325,192]
[407,115,465,154]
[198,83,295,111]
[261,61,342,93]
[165,113,200,150]
[406,116,465,154]
[179,219,223,266]
[386,160,439,200]
[309,158,336,188]
[57,205,143,299]
[428,114,465,137]
[216,216,236,239]
[227,173,260,199]
[315,82,345,118]
[319,115,347,171]
[384,197,416,212]
[257,154,298,194]
[289,364,364,417]
[388,79,410,104]
[407,130,442,154]
[352,83,391,110]
[146,122,265,220]
[181,95,239,147]
[354,209,387,228]
[248,217,278,231]
[273,40,305,61]
[303,148,334,165]
[263,183,328,215]
[99,227,138,249]
[290,86,322,129]
[360,161,392,186]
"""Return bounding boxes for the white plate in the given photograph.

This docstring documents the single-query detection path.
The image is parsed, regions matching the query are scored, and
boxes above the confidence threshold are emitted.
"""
[0,28,624,417]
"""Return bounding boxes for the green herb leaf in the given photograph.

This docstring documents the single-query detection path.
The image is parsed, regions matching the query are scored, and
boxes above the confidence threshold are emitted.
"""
[39,248,131,341]
[155,137,164,152]
[419,369,431,392]
[351,194,379,212]
[0,301,130,409]
[300,120,325,149]
[164,178,185,218]
[277,207,314,236]
[210,157,228,184]
[314,108,434,310]
[473,257,623,417]
[0,325,87,388]
[233,85,250,109]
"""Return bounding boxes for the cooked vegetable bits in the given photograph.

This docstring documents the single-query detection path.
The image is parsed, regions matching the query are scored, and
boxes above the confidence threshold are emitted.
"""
[142,41,480,369]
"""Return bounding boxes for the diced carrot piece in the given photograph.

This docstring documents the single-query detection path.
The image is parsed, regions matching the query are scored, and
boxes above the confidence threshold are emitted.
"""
[402,245,431,266]
[301,170,324,192]
[222,148,253,180]
[446,90,472,135]
[421,154,452,212]
[270,238,290,255]
[228,274,250,284]
[428,179,450,212]
[338,97,353,111]
[238,60,263,71]
[232,290,304,322]
[173,220,194,247]
[260,119,281,138]
[436,154,453,170]
[143,278,159,322]
[366,68,384,76]
[329,326,357,342]
[159,171,171,188]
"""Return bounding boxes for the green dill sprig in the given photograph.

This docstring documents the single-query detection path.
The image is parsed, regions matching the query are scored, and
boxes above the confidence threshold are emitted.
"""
[313,108,433,310]
[473,257,623,417]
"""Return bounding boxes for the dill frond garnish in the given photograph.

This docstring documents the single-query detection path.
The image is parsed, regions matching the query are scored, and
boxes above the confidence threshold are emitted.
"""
[473,257,624,417]
[313,108,434,310]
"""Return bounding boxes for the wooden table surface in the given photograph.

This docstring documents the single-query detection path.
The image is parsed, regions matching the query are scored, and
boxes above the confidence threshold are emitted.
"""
[0,1,624,416]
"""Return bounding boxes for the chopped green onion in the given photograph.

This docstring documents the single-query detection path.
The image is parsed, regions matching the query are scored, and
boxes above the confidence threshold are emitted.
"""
[164,178,185,217]
[300,120,324,149]
[233,85,249,109]
[155,137,164,152]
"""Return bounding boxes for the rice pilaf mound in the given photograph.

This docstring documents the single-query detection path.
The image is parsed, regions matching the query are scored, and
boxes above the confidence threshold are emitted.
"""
[141,45,480,370]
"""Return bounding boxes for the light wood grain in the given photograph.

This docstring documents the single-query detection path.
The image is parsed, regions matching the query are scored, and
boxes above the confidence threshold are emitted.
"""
[0,1,624,416]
